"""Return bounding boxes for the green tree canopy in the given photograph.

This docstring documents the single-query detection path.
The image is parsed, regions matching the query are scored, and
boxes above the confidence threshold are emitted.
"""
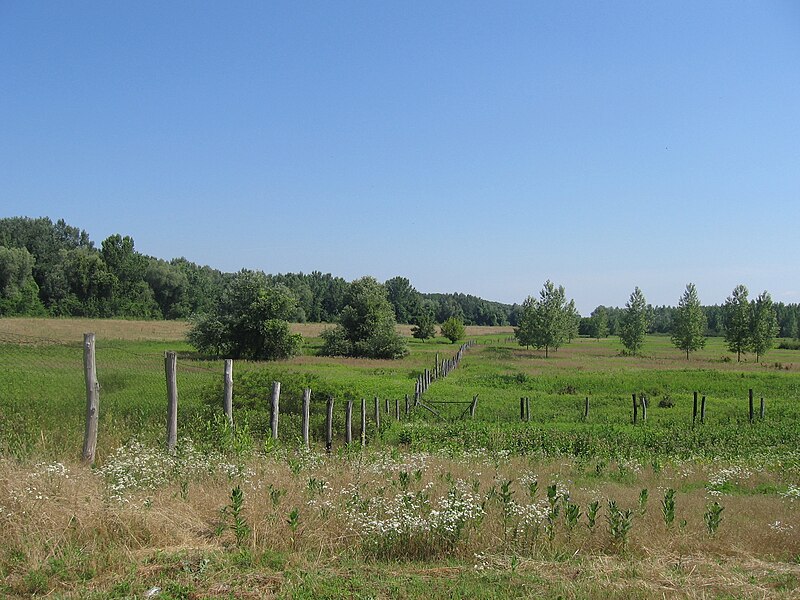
[385,276,423,324]
[723,284,750,362]
[187,270,302,360]
[670,283,707,359]
[750,291,779,362]
[619,287,648,355]
[320,276,407,359]
[411,311,436,341]
[440,316,465,343]
[514,280,574,358]
[589,306,609,340]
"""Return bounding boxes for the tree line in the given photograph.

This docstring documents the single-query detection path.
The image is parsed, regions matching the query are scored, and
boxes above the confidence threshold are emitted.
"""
[518,281,790,362]
[0,217,514,325]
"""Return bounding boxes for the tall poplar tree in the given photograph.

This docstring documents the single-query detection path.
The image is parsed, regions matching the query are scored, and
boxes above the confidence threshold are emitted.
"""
[620,287,648,355]
[514,280,574,358]
[670,283,707,359]
[723,284,750,362]
[750,291,779,362]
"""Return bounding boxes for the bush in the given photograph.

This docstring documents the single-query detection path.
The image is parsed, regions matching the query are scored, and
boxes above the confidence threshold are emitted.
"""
[440,317,465,343]
[187,270,302,360]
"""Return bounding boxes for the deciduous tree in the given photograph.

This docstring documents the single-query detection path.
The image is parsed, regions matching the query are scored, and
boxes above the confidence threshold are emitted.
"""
[620,287,648,355]
[750,291,779,362]
[723,284,750,362]
[670,283,707,359]
[440,316,465,343]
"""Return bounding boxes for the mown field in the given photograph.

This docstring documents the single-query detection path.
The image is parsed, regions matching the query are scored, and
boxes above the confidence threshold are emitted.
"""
[0,318,799,598]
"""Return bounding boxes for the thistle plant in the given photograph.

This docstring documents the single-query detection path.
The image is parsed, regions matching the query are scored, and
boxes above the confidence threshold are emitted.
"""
[638,488,649,515]
[606,500,634,549]
[661,488,676,528]
[564,500,582,536]
[704,501,724,535]
[224,485,250,547]
[587,500,600,531]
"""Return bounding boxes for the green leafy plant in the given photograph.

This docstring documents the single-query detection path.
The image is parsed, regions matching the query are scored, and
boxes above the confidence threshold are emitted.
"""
[223,485,250,547]
[662,488,676,528]
[704,501,724,535]
[638,488,649,515]
[606,500,634,549]
[587,500,600,531]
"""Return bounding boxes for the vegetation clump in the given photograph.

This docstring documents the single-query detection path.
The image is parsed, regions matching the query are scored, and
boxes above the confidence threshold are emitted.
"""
[320,276,407,359]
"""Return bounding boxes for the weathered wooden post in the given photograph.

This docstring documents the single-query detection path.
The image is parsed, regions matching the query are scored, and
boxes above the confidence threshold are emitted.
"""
[325,396,334,453]
[270,381,281,439]
[749,389,754,424]
[700,395,706,424]
[584,397,589,420]
[435,352,440,379]
[760,397,765,420]
[641,395,647,421]
[345,399,353,444]
[82,333,100,464]
[395,398,400,420]
[693,391,698,425]
[632,393,638,425]
[374,396,381,431]
[526,397,530,422]
[302,388,311,449]
[384,398,390,415]
[360,398,367,445]
[223,359,233,427]
[469,394,478,418]
[165,351,178,453]
[520,397,526,421]
[405,393,410,416]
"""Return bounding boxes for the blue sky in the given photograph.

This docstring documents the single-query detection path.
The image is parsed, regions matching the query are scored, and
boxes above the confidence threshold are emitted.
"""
[2,1,799,314]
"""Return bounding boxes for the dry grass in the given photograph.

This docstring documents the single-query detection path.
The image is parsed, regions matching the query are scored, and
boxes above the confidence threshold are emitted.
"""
[1,450,797,598]
[0,317,514,344]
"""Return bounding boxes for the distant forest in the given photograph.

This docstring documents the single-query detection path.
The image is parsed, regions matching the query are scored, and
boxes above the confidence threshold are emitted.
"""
[1,216,798,337]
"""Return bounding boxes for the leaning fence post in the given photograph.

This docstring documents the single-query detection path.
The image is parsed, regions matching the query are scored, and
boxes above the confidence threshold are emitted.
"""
[223,359,233,427]
[326,396,334,453]
[270,381,281,439]
[360,398,367,446]
[469,394,478,418]
[165,351,178,453]
[302,388,311,449]
[345,399,353,444]
[82,333,100,464]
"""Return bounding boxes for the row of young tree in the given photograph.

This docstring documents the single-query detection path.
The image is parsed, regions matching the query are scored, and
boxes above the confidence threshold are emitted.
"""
[519,281,786,361]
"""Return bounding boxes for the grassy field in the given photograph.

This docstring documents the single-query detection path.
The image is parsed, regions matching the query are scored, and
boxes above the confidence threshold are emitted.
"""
[1,318,799,598]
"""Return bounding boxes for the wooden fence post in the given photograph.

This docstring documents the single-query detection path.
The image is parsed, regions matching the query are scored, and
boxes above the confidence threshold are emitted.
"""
[584,397,589,420]
[395,398,400,420]
[469,394,478,418]
[165,351,178,453]
[701,395,706,424]
[270,381,281,439]
[223,359,233,427]
[632,393,638,425]
[326,396,334,453]
[384,398,390,415]
[302,388,311,449]
[641,395,647,421]
[520,397,525,421]
[748,388,754,424]
[374,396,381,431]
[526,397,530,422]
[82,333,100,464]
[360,398,367,445]
[760,397,765,420]
[693,391,698,425]
[345,399,353,444]
[405,393,410,416]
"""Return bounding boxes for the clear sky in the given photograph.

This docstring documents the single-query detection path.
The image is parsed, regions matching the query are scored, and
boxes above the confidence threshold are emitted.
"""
[2,1,799,314]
